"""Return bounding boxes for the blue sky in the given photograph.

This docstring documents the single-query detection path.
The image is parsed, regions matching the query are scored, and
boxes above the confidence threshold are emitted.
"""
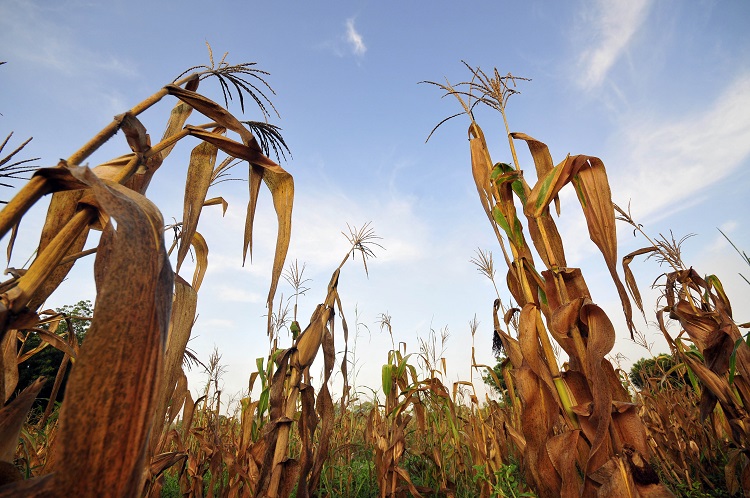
[1,0,749,404]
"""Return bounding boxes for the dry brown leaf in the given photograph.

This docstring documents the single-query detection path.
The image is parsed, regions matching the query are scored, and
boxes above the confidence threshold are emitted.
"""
[17,327,77,361]
[177,138,220,273]
[526,155,634,337]
[0,331,16,403]
[589,456,639,497]
[543,268,590,314]
[189,232,208,292]
[511,133,567,268]
[149,452,187,480]
[48,165,173,496]
[203,196,228,215]
[621,247,656,318]
[516,365,563,497]
[548,297,586,369]
[469,124,501,237]
[0,163,90,243]
[158,76,199,162]
[510,132,556,207]
[546,430,582,498]
[26,189,89,312]
[0,376,44,461]
[150,276,197,457]
[580,301,616,471]
[518,304,558,404]
[183,126,293,309]
[670,300,717,353]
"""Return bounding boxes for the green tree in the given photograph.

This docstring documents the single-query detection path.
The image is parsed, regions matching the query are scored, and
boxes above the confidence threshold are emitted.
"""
[16,300,92,410]
[628,352,690,391]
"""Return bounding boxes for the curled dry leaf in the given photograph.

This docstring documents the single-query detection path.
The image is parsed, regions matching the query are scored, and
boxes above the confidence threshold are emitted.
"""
[189,232,208,292]
[621,247,657,318]
[203,196,228,215]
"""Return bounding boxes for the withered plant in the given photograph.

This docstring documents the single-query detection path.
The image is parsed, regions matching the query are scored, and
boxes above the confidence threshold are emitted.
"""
[618,206,750,494]
[425,62,675,497]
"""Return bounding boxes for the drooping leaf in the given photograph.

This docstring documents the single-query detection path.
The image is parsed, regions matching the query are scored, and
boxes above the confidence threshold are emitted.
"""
[515,364,562,497]
[580,301,617,471]
[203,196,228,215]
[48,165,173,496]
[469,123,507,250]
[177,138,220,273]
[621,247,656,318]
[189,231,208,292]
[185,125,293,309]
[150,275,197,457]
[546,430,582,498]
[526,154,634,337]
[510,133,567,269]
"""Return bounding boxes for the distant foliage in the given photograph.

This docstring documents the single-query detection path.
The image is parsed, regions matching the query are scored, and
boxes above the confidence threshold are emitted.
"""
[628,353,690,391]
[16,300,92,409]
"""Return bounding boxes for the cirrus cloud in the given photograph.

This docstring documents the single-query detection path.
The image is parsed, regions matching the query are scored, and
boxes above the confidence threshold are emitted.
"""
[345,18,367,57]
[576,0,652,90]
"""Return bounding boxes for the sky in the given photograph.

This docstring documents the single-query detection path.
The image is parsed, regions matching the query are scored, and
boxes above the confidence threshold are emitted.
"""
[1,0,749,407]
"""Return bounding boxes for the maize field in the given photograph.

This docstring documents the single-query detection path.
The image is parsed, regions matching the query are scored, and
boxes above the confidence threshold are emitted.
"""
[0,54,748,497]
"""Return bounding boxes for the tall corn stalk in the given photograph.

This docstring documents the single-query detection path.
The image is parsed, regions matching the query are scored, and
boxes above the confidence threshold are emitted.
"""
[0,48,294,496]
[426,63,674,497]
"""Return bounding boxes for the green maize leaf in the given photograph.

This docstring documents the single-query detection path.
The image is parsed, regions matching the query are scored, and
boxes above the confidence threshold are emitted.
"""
[492,206,526,250]
[493,164,527,203]
[382,364,393,397]
[256,357,266,384]
[396,353,415,379]
[535,164,559,212]
[511,179,527,204]
[572,174,586,207]
[706,274,732,315]
[490,163,507,180]
[492,206,512,237]
[256,388,271,421]
[728,335,747,386]
[491,162,516,177]
[512,216,525,248]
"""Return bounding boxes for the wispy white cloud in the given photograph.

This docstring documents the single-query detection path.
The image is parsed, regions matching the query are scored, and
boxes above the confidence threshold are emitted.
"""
[613,72,750,222]
[576,0,652,90]
[0,1,136,78]
[0,0,137,119]
[345,18,367,57]
[315,17,367,59]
